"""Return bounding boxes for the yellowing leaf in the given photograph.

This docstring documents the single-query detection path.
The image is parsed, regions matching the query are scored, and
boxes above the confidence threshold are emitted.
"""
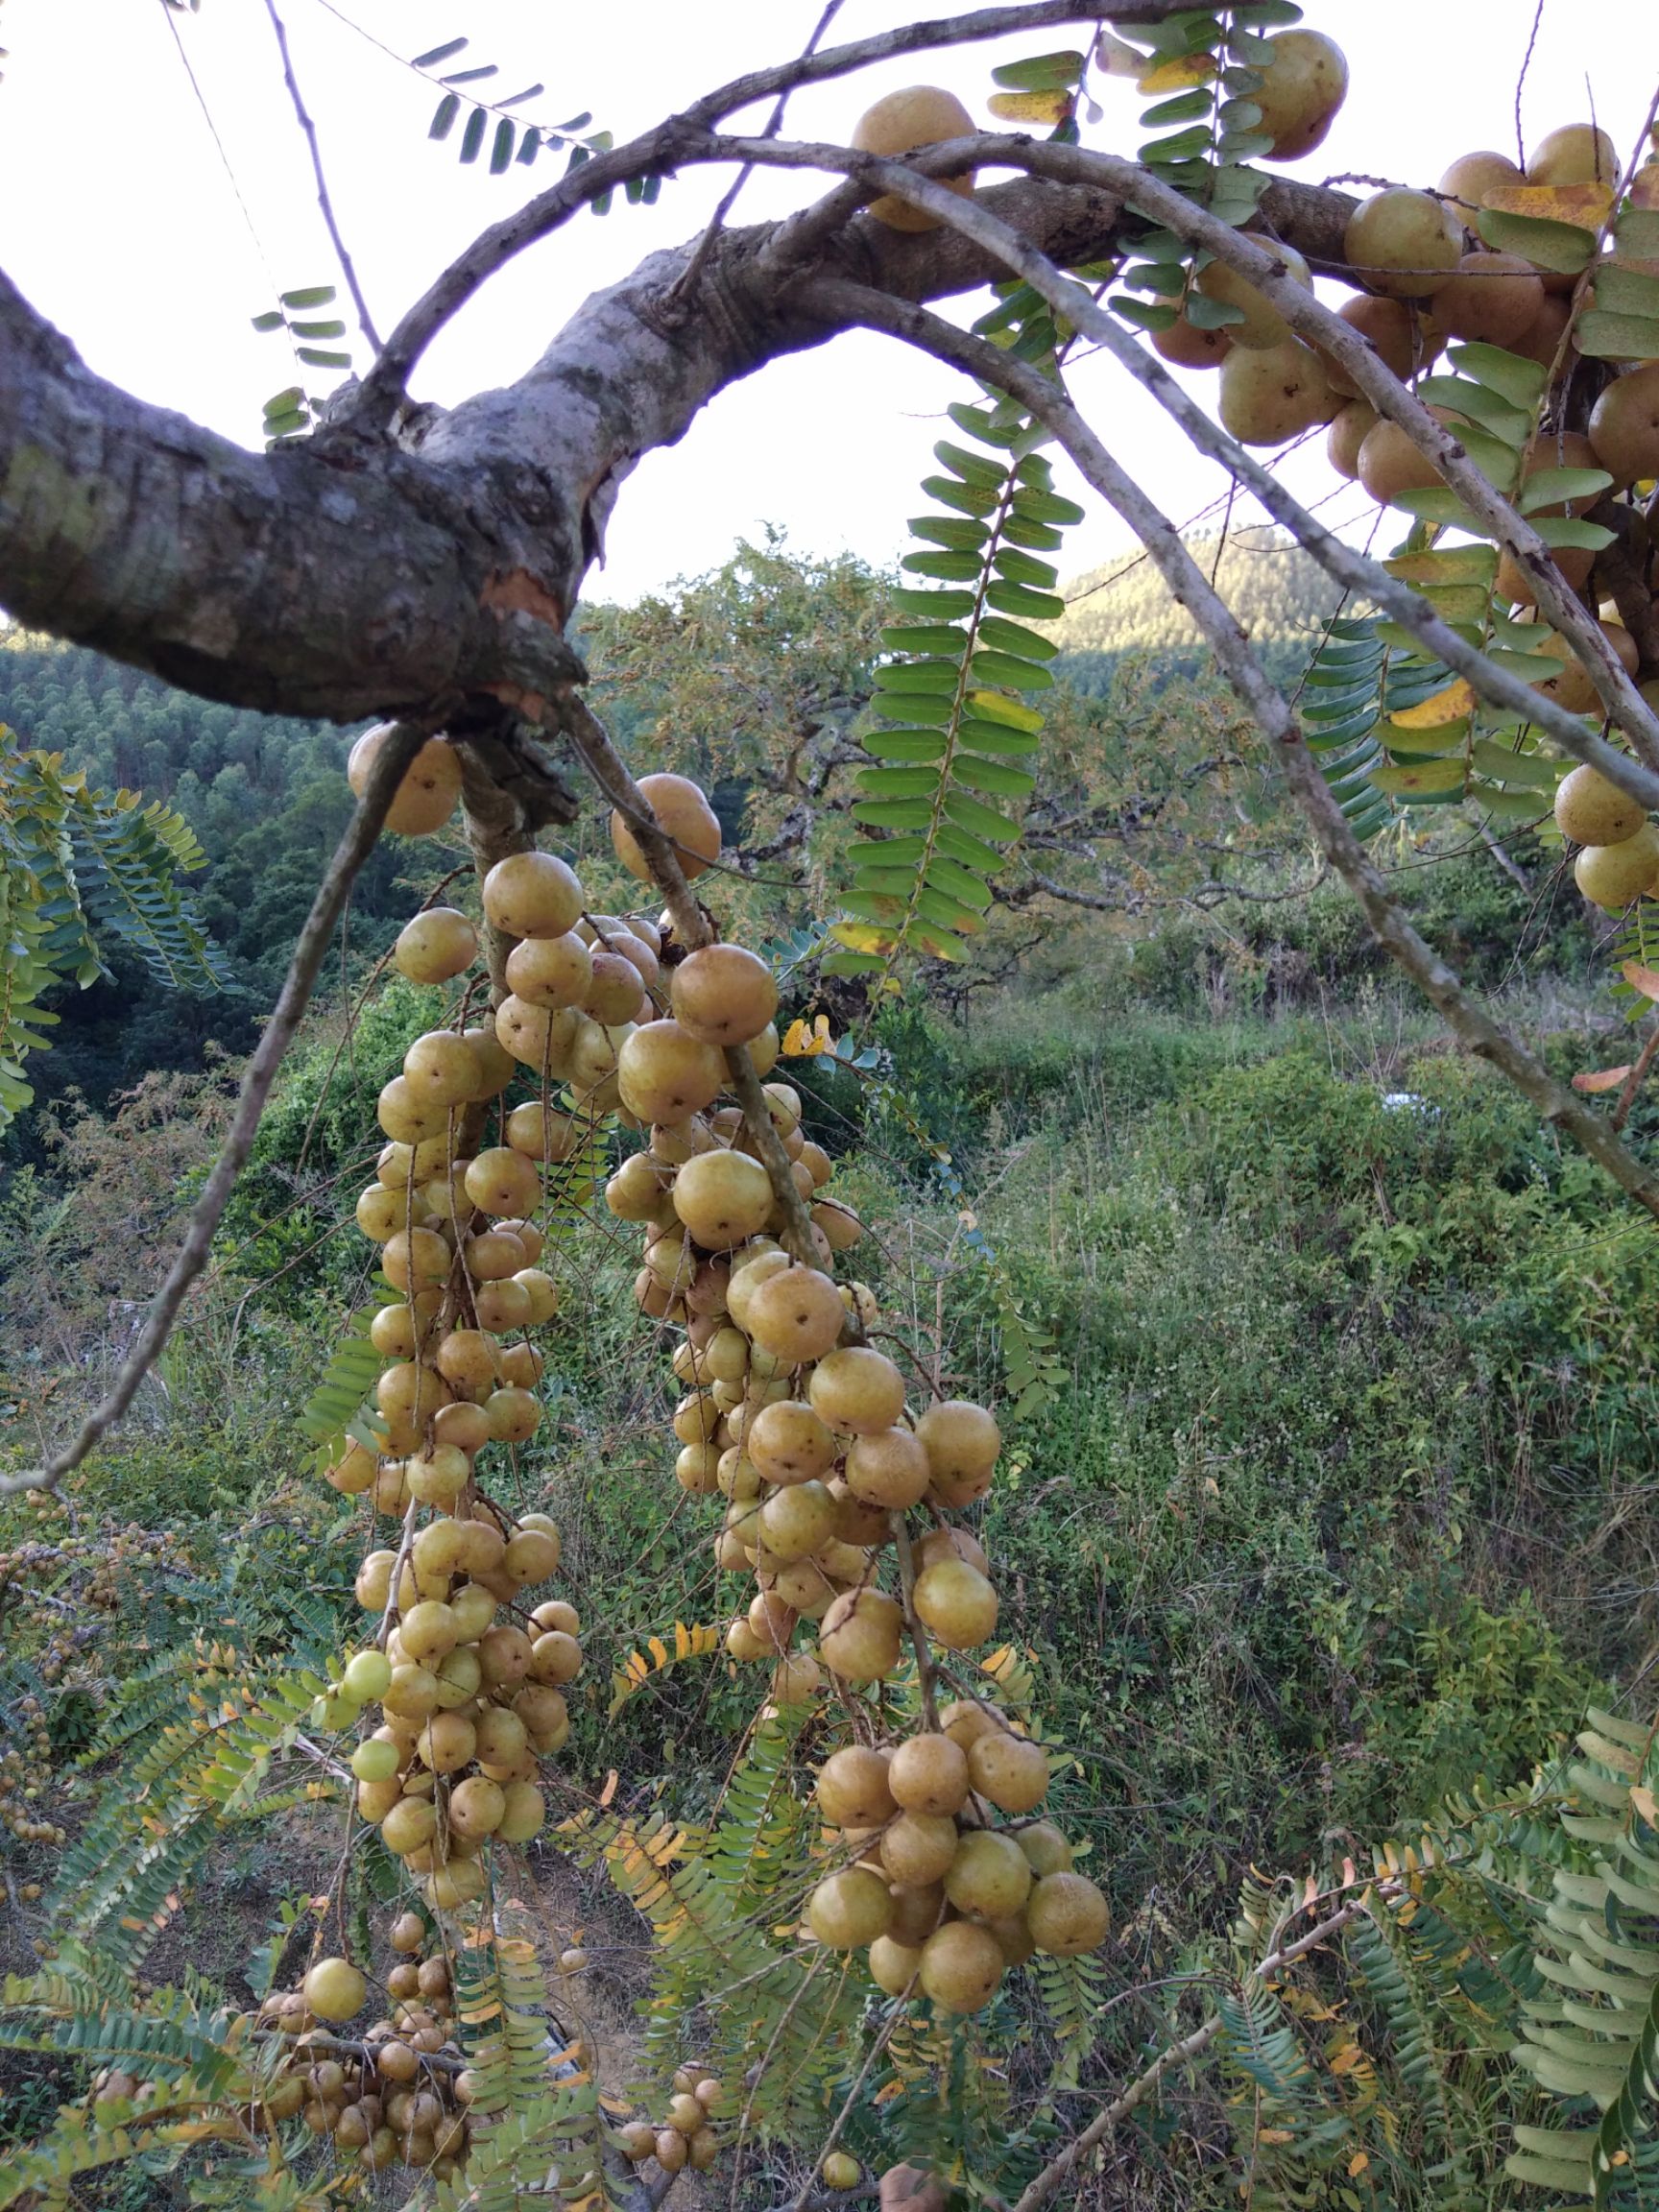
[1632,1784,1659,1824]
[1137,54,1214,91]
[782,1013,834,1057]
[1482,181,1616,229]
[1259,2128,1296,2146]
[1348,2152,1371,2177]
[1573,1064,1632,1094]
[988,88,1073,124]
[1391,679,1476,729]
[830,922,895,956]
[1623,959,1659,1000]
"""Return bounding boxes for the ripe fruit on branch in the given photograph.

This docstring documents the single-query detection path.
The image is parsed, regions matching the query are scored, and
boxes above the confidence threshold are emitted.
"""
[610,771,723,881]
[1527,123,1620,188]
[1194,240,1311,350]
[482,850,584,939]
[1343,190,1464,299]
[1249,29,1347,161]
[1575,825,1659,911]
[1218,340,1337,446]
[670,943,779,1045]
[1589,364,1659,487]
[1555,764,1647,848]
[395,907,477,984]
[348,728,461,837]
[851,85,978,230]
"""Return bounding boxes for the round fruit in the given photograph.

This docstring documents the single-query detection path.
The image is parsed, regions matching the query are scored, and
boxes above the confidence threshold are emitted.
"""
[1017,1822,1074,1877]
[1321,294,1432,396]
[968,1729,1049,1814]
[1218,340,1336,445]
[1555,763,1647,848]
[673,1149,775,1247]
[671,944,780,1046]
[1151,311,1232,371]
[1438,149,1524,219]
[465,1147,541,1219]
[1589,365,1659,486]
[617,1021,727,1123]
[808,1866,894,1948]
[481,851,584,939]
[888,1732,970,1815]
[1326,399,1376,481]
[850,86,977,230]
[302,1958,366,2023]
[1026,1870,1110,1957]
[1431,252,1543,346]
[1535,623,1640,716]
[610,772,722,883]
[818,1588,903,1681]
[869,1934,925,1997]
[1576,825,1659,910]
[1357,414,1450,506]
[916,1399,999,1497]
[1249,29,1347,160]
[946,1829,1032,1921]
[1527,123,1620,188]
[880,1813,959,1887]
[348,729,461,836]
[817,1744,899,1828]
[845,1426,931,1507]
[823,2151,863,2190]
[913,1559,998,1649]
[1194,240,1311,350]
[505,932,593,1010]
[918,1921,1004,2012]
[1344,189,1463,298]
[747,1265,847,1363]
[807,1346,905,1434]
[748,1399,838,1483]
[395,908,477,984]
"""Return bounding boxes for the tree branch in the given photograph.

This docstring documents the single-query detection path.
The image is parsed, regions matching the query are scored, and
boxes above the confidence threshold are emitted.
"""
[1,720,431,1495]
[805,280,1659,1221]
[351,0,1190,416]
[260,0,382,353]
[752,138,1659,819]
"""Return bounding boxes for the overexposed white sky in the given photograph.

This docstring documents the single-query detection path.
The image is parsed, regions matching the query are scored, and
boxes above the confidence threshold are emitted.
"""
[2,1,1656,609]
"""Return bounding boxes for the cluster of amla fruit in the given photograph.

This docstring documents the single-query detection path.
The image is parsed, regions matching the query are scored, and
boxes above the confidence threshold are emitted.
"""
[570,776,1113,2016]
[244,1932,471,2177]
[613,2060,729,2179]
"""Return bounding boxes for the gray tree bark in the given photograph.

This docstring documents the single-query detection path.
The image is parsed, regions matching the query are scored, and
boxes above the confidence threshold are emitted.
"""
[0,172,1350,729]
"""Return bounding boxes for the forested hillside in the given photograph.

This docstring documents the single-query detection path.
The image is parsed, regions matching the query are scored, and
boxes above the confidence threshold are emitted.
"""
[1050,527,1346,681]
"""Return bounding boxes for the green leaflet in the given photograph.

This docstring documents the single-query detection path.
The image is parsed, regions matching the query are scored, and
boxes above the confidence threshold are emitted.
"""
[0,729,228,1136]
[831,331,1082,980]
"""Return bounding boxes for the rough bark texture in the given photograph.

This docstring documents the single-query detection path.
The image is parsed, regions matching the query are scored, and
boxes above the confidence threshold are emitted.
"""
[0,169,1349,730]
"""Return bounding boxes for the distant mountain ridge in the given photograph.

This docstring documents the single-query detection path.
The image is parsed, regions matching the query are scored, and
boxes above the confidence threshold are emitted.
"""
[1048,528,1347,661]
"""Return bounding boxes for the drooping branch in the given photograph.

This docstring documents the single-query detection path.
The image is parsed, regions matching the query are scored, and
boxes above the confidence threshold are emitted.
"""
[734,136,1659,817]
[808,280,1659,1220]
[2,720,432,1496]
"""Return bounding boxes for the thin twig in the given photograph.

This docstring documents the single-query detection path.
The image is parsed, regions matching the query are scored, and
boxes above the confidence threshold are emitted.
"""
[3,721,429,1494]
[1515,0,1547,170]
[260,0,383,353]
[668,0,846,311]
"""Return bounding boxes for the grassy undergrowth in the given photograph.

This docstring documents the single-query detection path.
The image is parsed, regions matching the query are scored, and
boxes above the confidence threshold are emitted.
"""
[5,961,1658,2199]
